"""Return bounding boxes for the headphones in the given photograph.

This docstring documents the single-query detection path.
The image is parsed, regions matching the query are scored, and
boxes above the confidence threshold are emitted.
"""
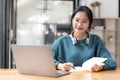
[70,31,89,45]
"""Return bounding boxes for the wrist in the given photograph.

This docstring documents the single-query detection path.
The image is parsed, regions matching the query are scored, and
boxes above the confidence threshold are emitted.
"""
[56,63,63,70]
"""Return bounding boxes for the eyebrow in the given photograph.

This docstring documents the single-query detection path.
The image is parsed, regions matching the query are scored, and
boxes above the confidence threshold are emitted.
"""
[75,17,88,21]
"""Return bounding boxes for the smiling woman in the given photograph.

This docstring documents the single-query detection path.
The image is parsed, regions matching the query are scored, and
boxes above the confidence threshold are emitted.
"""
[52,6,117,72]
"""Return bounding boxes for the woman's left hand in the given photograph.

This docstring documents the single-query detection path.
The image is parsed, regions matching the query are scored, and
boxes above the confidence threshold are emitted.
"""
[91,63,105,72]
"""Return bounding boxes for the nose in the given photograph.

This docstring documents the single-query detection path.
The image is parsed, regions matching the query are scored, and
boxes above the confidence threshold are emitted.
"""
[77,22,82,26]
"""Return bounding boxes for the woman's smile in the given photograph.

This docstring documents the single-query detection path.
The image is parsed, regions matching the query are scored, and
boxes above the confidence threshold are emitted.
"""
[77,27,84,30]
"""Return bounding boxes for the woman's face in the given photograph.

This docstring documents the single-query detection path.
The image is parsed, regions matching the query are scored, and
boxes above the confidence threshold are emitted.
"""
[72,11,89,34]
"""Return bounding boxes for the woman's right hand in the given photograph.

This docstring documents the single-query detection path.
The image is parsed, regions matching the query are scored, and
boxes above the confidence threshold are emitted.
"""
[57,63,73,71]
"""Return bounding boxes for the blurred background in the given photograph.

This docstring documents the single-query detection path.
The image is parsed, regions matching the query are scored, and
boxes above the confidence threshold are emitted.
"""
[0,0,120,68]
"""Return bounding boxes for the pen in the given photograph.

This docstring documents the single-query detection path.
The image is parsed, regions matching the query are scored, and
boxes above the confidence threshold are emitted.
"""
[58,57,76,70]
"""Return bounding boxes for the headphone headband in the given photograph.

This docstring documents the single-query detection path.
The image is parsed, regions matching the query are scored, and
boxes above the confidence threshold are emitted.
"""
[69,31,89,45]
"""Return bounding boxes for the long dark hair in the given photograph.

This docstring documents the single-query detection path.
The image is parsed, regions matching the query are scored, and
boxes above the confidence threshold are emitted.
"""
[70,6,93,31]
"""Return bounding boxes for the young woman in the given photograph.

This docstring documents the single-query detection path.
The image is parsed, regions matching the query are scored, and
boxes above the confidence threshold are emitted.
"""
[52,6,117,72]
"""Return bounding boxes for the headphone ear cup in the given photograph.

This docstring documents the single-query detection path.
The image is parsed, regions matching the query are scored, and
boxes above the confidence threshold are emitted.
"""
[86,38,89,44]
[72,38,77,45]
[86,32,89,45]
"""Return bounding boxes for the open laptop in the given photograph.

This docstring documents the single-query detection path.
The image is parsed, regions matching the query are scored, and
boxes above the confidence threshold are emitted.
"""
[11,45,70,77]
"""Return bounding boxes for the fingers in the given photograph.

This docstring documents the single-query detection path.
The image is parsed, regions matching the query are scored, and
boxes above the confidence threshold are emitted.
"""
[57,63,73,71]
[91,63,104,72]
[63,63,73,71]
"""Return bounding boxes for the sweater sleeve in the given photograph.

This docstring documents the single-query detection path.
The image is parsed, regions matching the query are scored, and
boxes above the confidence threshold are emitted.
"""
[52,47,61,66]
[51,37,63,66]
[94,35,117,70]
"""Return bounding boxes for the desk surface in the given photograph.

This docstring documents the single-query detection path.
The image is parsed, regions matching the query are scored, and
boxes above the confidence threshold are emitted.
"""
[0,68,120,80]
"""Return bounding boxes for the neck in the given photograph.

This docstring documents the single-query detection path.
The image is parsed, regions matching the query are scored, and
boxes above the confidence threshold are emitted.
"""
[73,32,87,40]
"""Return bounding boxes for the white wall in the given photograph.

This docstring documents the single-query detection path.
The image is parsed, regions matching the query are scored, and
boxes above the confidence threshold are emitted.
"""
[86,0,118,18]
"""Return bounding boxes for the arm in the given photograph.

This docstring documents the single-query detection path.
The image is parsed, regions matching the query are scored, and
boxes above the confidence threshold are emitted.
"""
[95,35,117,70]
[52,48,73,71]
[51,37,73,71]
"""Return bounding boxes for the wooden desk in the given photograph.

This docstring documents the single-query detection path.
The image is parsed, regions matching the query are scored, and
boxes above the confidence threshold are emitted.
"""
[0,68,120,80]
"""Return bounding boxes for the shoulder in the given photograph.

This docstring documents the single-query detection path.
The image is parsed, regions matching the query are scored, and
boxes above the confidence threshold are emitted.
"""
[55,35,70,42]
[89,34,104,46]
[90,34,102,41]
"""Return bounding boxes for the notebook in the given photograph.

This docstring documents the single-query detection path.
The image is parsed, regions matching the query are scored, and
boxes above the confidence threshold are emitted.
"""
[11,45,70,77]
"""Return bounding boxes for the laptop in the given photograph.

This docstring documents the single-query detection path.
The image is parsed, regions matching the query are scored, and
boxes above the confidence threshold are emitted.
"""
[11,45,70,77]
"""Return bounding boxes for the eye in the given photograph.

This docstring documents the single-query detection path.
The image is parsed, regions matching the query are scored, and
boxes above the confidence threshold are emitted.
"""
[75,19,79,22]
[82,20,87,23]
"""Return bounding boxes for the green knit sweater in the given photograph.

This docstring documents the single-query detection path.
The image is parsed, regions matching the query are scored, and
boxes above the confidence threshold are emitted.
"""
[52,34,117,70]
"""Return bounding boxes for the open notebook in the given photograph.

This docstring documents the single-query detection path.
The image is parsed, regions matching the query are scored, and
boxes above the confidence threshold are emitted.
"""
[70,57,107,72]
[12,45,70,77]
